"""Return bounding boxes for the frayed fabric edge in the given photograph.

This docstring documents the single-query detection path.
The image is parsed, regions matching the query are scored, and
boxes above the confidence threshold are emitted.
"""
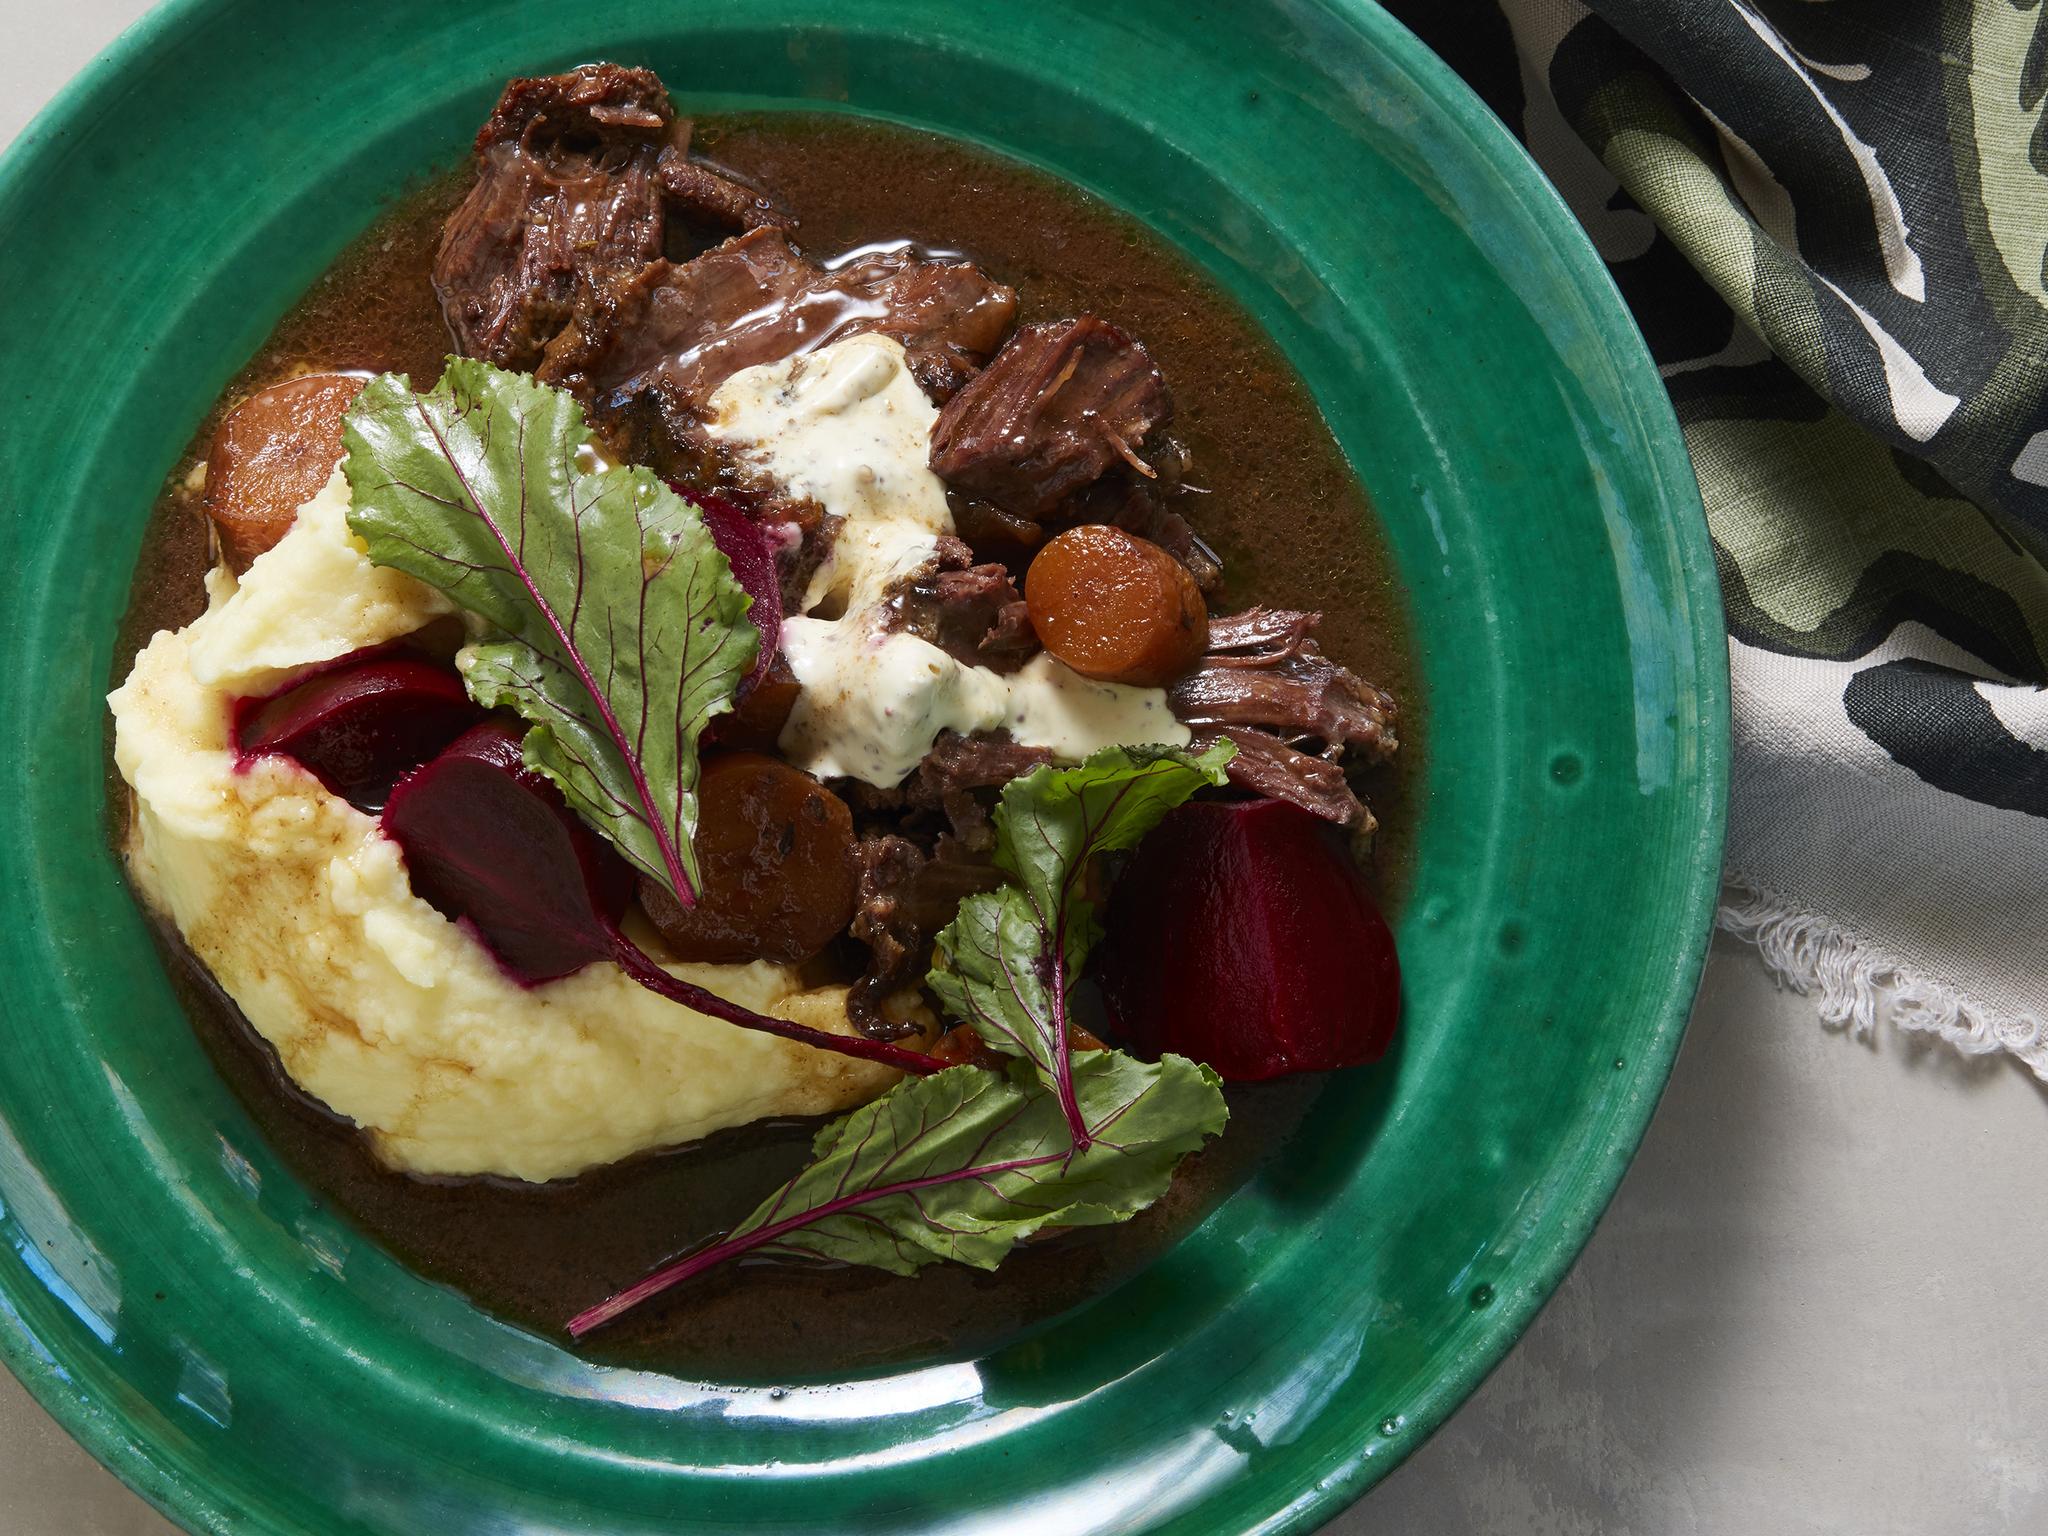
[1718,881,2048,1081]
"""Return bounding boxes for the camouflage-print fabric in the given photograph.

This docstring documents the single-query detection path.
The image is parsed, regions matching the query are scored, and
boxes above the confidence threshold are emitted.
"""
[1380,0,2048,1069]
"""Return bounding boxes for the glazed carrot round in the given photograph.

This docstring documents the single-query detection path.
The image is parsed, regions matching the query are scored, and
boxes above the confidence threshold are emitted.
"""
[639,751,859,965]
[204,372,365,571]
[1024,524,1209,686]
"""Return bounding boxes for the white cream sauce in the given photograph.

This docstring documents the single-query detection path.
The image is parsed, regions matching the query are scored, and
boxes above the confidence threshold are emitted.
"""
[705,334,1189,786]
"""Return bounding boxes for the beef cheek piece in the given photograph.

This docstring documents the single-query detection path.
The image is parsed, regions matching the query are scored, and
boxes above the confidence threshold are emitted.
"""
[539,227,1017,417]
[883,535,1039,673]
[1170,607,1400,831]
[433,64,674,370]
[928,316,1173,522]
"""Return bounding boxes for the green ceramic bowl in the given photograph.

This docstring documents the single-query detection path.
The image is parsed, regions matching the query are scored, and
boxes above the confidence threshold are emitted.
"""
[0,0,1724,1531]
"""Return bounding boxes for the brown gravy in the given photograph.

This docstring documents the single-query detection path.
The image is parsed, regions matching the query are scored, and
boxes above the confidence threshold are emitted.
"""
[112,114,1419,1379]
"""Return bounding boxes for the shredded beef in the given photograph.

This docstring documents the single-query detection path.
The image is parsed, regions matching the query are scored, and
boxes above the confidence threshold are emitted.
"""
[848,835,923,1036]
[928,316,1172,519]
[433,65,673,370]
[1171,607,1398,760]
[905,731,1052,851]
[656,144,796,234]
[908,731,1055,798]
[1192,726,1369,829]
[884,536,1040,673]
[1170,607,1399,829]
[846,835,1003,1036]
[538,227,1015,417]
[843,729,1051,852]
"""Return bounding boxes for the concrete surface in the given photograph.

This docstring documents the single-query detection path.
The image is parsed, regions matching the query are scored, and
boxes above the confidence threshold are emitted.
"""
[6,6,2046,1532]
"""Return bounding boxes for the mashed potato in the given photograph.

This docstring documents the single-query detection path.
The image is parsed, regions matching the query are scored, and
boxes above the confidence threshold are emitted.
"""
[110,472,909,1182]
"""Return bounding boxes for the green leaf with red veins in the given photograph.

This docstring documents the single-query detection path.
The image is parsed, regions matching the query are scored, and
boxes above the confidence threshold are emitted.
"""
[568,1049,1226,1335]
[341,359,757,902]
[929,742,1233,1146]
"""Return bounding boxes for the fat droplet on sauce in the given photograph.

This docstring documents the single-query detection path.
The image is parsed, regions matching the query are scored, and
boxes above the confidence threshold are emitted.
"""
[706,334,1189,787]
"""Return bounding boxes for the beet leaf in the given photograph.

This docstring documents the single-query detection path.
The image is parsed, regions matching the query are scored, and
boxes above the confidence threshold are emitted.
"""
[928,742,1233,1148]
[342,361,757,903]
[568,1049,1225,1336]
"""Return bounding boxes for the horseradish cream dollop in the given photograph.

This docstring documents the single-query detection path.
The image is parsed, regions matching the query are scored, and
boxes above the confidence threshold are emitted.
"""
[706,333,1188,787]
[110,472,907,1182]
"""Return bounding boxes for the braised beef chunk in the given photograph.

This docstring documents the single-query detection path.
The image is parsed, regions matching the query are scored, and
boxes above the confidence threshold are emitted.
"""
[433,65,673,370]
[885,536,1040,672]
[928,316,1172,519]
[540,229,810,404]
[1170,607,1399,829]
[656,146,796,235]
[474,64,672,148]
[539,227,1016,419]
[846,835,1003,1036]
[854,252,1020,401]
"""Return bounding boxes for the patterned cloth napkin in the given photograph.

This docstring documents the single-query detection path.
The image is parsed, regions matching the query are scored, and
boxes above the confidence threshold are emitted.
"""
[1375,0,2048,1076]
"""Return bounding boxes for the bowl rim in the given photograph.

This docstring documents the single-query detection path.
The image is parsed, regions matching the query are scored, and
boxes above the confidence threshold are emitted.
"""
[0,1,1728,1531]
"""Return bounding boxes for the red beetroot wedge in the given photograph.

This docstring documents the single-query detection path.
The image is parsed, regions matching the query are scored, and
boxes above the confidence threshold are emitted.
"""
[381,721,633,983]
[1096,798,1400,1081]
[381,722,948,1073]
[688,489,799,751]
[673,484,782,700]
[238,655,482,811]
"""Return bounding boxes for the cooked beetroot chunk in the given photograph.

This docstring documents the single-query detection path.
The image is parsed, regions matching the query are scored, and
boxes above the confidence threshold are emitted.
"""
[1096,798,1400,1081]
[672,483,782,698]
[237,656,482,812]
[381,722,632,984]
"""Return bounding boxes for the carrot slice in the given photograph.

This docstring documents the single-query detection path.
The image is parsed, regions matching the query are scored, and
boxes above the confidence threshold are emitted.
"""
[203,372,365,571]
[638,752,859,965]
[1024,524,1208,686]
